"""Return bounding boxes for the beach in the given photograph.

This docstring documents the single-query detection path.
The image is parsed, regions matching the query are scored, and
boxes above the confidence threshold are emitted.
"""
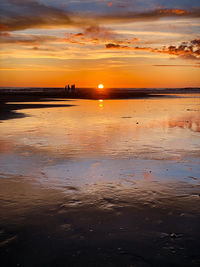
[0,89,200,266]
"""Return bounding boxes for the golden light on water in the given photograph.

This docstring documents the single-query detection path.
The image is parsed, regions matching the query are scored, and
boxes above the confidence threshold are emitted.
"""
[98,84,104,89]
[98,99,104,108]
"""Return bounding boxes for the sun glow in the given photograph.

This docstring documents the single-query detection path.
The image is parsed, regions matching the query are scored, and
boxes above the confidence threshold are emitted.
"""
[98,84,104,89]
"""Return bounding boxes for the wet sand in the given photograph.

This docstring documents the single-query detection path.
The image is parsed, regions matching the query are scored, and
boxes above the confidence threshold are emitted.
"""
[0,91,200,266]
[0,95,75,121]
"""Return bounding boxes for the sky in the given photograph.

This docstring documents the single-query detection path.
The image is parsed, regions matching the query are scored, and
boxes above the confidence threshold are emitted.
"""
[0,0,200,88]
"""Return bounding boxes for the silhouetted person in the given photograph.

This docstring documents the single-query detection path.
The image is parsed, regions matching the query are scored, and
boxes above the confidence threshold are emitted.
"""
[71,84,75,91]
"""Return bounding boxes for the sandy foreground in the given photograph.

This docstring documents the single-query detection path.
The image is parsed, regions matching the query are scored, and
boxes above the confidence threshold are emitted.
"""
[0,90,200,266]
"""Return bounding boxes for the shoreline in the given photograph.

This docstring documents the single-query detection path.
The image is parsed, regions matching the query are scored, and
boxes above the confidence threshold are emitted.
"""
[0,90,199,121]
[0,87,200,97]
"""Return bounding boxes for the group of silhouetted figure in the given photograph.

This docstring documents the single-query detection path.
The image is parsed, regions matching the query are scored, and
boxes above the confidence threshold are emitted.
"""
[65,84,76,92]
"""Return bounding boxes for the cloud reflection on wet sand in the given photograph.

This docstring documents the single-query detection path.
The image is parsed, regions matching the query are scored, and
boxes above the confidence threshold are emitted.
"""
[0,94,200,266]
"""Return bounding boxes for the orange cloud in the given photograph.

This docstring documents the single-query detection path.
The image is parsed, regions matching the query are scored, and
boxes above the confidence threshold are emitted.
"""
[74,33,84,37]
[105,43,128,49]
[105,39,200,60]
[63,25,118,46]
[83,25,115,39]
[130,38,139,43]
[157,8,189,15]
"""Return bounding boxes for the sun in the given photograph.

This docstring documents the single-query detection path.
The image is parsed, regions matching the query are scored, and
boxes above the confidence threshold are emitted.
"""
[98,84,104,89]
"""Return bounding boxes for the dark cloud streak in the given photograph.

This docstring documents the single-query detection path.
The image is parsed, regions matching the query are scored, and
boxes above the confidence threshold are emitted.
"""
[0,33,60,45]
[0,0,77,31]
[96,8,200,24]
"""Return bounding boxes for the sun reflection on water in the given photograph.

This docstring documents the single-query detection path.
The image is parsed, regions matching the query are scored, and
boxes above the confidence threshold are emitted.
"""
[98,99,104,108]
